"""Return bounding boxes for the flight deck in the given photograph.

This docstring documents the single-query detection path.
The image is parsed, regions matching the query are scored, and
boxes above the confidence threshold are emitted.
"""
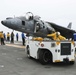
[0,41,76,75]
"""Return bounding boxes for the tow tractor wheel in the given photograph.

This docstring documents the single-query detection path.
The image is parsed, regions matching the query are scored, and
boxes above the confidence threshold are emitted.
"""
[26,45,30,58]
[39,50,52,65]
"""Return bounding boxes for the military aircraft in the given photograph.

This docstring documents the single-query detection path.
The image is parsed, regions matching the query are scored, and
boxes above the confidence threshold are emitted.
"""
[1,12,76,39]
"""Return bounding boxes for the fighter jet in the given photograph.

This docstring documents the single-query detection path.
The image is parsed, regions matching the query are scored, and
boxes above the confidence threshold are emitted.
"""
[1,12,76,39]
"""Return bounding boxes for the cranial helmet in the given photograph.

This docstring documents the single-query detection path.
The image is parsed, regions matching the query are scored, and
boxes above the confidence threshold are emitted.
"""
[57,32,60,35]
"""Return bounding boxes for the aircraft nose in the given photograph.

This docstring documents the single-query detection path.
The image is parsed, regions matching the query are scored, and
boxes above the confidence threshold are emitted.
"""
[1,21,3,24]
[1,20,6,25]
[1,21,4,24]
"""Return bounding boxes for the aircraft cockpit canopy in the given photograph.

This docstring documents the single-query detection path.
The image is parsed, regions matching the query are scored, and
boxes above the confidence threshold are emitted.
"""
[25,12,33,20]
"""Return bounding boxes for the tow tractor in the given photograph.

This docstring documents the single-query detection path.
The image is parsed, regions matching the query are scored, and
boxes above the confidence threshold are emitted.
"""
[25,37,75,65]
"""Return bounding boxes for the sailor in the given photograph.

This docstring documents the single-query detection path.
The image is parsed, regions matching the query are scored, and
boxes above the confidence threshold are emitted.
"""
[21,33,25,46]
[47,32,60,40]
[16,33,19,41]
[0,31,5,45]
[7,32,10,41]
[10,32,14,43]
[0,32,1,42]
[47,32,66,41]
[57,32,66,40]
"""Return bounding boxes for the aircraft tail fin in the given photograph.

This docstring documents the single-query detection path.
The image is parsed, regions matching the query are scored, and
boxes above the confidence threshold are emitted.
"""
[67,22,72,29]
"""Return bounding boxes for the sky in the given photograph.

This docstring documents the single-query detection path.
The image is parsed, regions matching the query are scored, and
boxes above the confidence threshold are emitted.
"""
[0,0,76,40]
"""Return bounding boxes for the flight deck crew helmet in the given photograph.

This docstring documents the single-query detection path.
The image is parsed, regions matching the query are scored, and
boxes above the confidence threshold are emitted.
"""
[57,32,60,35]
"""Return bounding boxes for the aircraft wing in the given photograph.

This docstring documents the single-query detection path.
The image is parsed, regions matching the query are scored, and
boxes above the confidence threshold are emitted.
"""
[47,22,76,39]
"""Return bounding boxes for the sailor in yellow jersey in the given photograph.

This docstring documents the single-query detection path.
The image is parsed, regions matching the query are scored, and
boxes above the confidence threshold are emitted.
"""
[0,32,1,42]
[7,32,10,41]
[47,32,66,41]
[0,31,5,45]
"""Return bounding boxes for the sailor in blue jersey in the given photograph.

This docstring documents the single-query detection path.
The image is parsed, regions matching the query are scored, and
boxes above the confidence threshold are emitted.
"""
[21,33,25,46]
